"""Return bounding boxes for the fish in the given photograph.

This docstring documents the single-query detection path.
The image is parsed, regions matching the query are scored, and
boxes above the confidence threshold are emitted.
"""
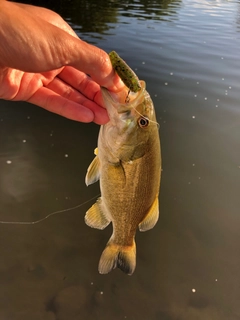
[85,57,161,275]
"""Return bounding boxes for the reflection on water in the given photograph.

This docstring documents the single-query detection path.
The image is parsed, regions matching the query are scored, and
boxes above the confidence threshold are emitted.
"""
[1,0,240,319]
[118,0,181,21]
[18,0,181,36]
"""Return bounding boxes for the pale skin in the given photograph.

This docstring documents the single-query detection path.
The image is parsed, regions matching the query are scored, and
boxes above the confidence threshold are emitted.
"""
[0,1,124,124]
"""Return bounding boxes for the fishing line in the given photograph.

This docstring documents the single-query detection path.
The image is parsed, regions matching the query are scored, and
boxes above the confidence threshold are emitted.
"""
[132,106,160,128]
[119,94,160,128]
[0,194,99,226]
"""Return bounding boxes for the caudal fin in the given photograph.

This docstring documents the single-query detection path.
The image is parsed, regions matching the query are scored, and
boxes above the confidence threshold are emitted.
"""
[98,239,136,275]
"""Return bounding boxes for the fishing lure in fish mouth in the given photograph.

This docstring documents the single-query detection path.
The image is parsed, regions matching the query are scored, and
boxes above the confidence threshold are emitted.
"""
[109,51,142,102]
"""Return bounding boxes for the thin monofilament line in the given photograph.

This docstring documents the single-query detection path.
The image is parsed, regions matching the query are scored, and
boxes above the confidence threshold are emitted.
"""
[133,107,160,128]
[118,105,160,128]
[0,194,99,225]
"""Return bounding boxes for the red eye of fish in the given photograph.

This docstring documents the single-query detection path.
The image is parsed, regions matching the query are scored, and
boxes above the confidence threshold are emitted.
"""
[138,117,149,128]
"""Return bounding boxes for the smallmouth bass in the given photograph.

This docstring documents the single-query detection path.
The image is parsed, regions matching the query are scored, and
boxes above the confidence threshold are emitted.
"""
[85,59,161,275]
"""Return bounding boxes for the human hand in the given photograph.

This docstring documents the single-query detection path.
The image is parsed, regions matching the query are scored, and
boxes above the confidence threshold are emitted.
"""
[0,65,110,125]
[0,1,124,124]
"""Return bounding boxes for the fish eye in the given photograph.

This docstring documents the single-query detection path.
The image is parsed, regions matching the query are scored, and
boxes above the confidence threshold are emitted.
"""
[138,117,149,128]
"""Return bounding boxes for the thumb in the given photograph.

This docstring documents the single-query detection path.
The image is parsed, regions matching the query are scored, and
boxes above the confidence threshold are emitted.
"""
[68,40,124,92]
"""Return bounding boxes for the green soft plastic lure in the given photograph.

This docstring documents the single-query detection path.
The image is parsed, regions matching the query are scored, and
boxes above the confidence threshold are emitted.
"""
[109,51,142,93]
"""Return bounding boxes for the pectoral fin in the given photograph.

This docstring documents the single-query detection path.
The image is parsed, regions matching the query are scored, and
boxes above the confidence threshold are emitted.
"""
[85,154,100,186]
[85,198,110,230]
[138,196,159,232]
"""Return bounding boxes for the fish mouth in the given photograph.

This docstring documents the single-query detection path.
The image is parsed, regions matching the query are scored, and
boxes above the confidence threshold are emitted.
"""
[101,80,146,114]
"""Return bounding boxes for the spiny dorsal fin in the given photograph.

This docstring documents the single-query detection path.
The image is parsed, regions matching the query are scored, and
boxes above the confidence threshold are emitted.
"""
[138,196,159,232]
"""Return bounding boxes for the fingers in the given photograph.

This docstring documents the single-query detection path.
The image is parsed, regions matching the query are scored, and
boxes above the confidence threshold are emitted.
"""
[27,85,109,125]
[0,66,109,124]
[0,2,124,92]
[45,74,109,124]
[68,41,124,92]
[35,68,110,124]
[57,66,103,106]
[28,87,93,122]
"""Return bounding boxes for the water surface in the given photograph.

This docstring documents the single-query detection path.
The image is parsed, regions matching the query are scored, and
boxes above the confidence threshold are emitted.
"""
[0,0,240,319]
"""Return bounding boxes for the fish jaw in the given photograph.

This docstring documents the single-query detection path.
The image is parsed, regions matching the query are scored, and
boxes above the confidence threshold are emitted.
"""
[100,81,157,163]
[100,80,146,127]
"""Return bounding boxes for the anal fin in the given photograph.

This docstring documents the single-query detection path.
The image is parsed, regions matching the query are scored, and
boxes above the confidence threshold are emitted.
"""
[85,198,110,230]
[138,196,159,232]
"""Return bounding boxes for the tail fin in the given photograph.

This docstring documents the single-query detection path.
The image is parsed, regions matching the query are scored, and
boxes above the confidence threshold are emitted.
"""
[98,239,136,275]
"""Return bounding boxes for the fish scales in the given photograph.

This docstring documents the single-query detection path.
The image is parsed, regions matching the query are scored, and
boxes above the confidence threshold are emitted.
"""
[85,53,161,275]
[100,155,159,245]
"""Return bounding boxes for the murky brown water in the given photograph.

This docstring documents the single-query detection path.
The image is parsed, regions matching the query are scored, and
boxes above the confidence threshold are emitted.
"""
[0,0,240,319]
